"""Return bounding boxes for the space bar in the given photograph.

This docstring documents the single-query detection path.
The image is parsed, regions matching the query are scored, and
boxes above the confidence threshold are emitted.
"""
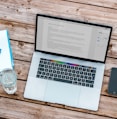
[53,78,72,84]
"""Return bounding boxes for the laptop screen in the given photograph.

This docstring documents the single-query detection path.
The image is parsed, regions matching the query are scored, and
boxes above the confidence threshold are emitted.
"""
[35,14,112,63]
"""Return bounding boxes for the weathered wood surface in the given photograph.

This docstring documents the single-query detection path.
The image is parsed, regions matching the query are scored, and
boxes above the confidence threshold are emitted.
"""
[62,0,117,9]
[0,77,117,118]
[0,20,35,43]
[0,0,117,118]
[0,0,117,39]
[0,97,114,119]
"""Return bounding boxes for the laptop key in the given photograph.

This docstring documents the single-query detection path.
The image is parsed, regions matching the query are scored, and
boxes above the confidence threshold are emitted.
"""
[70,77,73,80]
[44,76,47,79]
[40,75,44,78]
[39,68,44,71]
[78,78,81,81]
[82,83,85,86]
[62,75,65,78]
[45,69,48,72]
[53,78,72,84]
[78,82,81,85]
[73,81,77,85]
[90,84,93,88]
[36,75,39,78]
[39,64,44,67]
[86,80,94,84]
[74,78,77,81]
[38,71,41,74]
[86,84,89,87]
[42,72,45,75]
[72,70,75,73]
[50,74,53,77]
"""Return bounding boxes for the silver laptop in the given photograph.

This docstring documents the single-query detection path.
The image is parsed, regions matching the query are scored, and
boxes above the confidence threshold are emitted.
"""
[24,14,112,111]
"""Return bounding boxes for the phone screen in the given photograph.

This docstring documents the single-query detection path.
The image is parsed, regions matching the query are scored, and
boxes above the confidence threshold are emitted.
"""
[108,68,117,96]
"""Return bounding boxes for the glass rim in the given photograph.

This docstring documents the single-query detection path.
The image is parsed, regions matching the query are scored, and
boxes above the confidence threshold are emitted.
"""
[0,68,17,84]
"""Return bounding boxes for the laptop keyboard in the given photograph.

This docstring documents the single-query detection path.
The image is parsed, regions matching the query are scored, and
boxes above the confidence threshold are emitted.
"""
[36,58,96,88]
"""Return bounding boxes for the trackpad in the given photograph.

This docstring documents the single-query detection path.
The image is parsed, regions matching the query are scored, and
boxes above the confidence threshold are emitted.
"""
[44,81,81,106]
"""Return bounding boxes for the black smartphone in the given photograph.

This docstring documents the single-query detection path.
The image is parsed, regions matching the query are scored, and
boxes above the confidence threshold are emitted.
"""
[108,68,117,96]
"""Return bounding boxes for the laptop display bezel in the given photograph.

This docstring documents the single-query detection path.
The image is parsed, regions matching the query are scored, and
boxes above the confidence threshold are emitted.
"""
[35,14,112,63]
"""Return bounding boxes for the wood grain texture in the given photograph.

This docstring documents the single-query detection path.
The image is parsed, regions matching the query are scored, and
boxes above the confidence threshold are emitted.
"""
[0,0,117,39]
[105,58,117,76]
[63,0,117,9]
[11,40,34,62]
[0,97,113,119]
[107,40,117,58]
[14,60,30,80]
[0,20,35,43]
[0,0,117,118]
[0,79,116,118]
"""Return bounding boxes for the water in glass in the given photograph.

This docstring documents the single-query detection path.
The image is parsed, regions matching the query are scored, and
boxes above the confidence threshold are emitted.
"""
[1,69,17,94]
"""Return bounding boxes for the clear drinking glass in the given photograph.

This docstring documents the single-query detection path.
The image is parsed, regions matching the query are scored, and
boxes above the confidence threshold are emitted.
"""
[0,69,17,94]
